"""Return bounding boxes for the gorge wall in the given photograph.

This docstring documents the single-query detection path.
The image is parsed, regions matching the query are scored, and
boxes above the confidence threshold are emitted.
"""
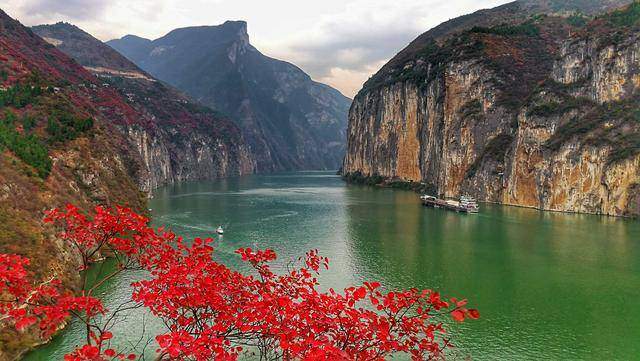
[344,1,640,217]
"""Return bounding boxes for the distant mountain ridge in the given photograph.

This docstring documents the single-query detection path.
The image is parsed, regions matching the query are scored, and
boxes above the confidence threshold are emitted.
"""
[32,22,255,189]
[108,21,351,172]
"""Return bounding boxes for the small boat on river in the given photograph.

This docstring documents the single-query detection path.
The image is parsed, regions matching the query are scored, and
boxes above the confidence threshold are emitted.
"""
[216,226,224,234]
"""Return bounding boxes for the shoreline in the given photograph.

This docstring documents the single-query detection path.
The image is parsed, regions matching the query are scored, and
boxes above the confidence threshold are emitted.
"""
[340,171,637,219]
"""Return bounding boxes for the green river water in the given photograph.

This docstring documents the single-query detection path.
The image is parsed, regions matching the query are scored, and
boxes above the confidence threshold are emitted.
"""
[25,171,640,360]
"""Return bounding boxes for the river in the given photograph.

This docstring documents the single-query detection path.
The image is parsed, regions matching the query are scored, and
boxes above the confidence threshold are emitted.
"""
[26,171,640,360]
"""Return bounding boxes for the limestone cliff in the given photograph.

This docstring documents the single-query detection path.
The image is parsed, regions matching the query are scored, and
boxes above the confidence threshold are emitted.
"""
[344,1,640,217]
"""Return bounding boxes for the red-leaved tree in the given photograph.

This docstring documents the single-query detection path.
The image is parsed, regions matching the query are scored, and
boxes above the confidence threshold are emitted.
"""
[0,205,479,360]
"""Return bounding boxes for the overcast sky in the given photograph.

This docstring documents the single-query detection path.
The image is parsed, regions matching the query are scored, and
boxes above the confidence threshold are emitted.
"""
[3,0,511,97]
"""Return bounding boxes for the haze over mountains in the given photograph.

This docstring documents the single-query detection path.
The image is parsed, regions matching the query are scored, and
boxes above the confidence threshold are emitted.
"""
[108,22,351,172]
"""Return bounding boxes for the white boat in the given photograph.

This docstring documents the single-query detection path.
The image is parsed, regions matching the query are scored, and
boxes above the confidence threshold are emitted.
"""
[420,195,437,202]
[216,226,224,235]
[460,196,479,213]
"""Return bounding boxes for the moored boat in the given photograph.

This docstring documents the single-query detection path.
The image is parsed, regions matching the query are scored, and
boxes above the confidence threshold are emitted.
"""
[420,194,479,213]
[460,195,479,213]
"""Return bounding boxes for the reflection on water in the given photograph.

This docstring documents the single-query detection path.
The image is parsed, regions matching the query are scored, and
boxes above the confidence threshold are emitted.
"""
[27,172,640,360]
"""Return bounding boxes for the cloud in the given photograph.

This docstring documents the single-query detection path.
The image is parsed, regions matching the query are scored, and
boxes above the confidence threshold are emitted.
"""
[317,61,389,98]
[2,0,512,96]
[18,0,110,21]
[259,0,510,96]
[3,0,169,39]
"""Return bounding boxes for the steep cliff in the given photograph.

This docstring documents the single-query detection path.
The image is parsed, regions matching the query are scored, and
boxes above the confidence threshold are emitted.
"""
[344,0,640,217]
[32,22,255,190]
[108,21,351,172]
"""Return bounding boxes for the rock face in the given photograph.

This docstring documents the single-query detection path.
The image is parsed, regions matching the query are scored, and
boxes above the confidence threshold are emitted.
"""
[32,22,255,190]
[343,0,640,217]
[108,21,351,172]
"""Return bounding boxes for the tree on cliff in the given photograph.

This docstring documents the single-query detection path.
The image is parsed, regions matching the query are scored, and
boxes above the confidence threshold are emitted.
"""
[0,205,479,360]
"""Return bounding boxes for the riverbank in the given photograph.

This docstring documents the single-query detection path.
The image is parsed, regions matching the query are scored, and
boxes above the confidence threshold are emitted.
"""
[342,171,436,193]
[26,172,640,360]
[341,171,638,218]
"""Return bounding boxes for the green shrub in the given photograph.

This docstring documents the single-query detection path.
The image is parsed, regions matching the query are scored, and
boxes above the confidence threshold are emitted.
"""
[604,1,640,27]
[343,171,385,186]
[527,95,593,118]
[470,22,540,37]
[466,134,514,178]
[46,110,94,143]
[567,13,588,27]
[0,83,43,108]
[21,114,37,132]
[527,102,562,117]
[607,135,640,164]
[0,111,52,178]
[460,100,483,119]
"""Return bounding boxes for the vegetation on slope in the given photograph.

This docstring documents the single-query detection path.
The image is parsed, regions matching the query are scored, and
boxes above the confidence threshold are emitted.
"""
[469,21,540,37]
[465,134,514,178]
[545,96,640,164]
[0,82,47,108]
[0,77,96,178]
[0,9,149,358]
[0,111,51,178]
[602,0,640,26]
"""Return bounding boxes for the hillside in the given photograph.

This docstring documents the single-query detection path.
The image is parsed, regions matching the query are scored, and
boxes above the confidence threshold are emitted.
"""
[364,0,633,93]
[343,0,640,217]
[0,9,149,358]
[0,11,252,359]
[108,21,351,172]
[32,22,255,189]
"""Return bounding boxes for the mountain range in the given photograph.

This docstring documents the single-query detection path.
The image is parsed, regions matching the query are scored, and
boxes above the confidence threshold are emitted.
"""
[1,0,640,357]
[108,21,351,171]
[31,22,255,190]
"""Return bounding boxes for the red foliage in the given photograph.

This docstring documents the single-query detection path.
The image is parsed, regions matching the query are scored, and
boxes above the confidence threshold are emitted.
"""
[0,205,479,360]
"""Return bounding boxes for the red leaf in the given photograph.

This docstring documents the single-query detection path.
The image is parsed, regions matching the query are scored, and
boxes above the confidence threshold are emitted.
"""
[15,316,37,330]
[451,309,465,322]
[468,309,480,319]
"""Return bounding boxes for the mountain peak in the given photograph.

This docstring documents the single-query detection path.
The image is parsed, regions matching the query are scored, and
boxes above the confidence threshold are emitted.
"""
[109,20,350,172]
[222,20,248,33]
[156,20,251,47]
[33,22,142,73]
[223,20,249,45]
[121,34,151,42]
